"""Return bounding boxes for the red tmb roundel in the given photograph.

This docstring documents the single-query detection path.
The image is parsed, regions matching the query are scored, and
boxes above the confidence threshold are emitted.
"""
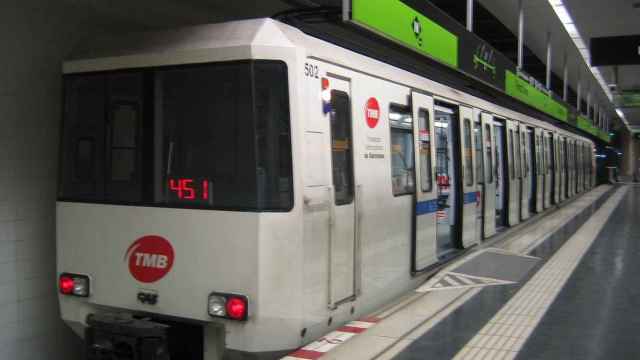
[365,97,380,129]
[126,235,175,283]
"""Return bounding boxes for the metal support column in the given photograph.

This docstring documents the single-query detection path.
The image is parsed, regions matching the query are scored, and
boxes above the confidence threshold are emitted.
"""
[577,77,582,113]
[467,0,474,32]
[518,0,524,70]
[546,32,552,90]
[563,53,568,101]
[587,90,592,121]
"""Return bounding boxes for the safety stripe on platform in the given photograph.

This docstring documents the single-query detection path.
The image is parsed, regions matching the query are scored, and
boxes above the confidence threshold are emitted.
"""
[281,317,381,359]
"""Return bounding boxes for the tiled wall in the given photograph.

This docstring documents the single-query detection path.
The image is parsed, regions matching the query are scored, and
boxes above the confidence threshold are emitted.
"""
[0,2,84,359]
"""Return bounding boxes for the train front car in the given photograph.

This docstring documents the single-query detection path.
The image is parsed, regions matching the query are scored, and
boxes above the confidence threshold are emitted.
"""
[56,19,303,359]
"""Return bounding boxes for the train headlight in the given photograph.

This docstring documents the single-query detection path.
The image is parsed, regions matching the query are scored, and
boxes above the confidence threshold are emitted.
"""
[208,295,227,317]
[59,273,90,297]
[208,292,249,321]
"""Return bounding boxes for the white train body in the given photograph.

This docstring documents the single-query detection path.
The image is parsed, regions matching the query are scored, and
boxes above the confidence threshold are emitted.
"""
[57,18,596,359]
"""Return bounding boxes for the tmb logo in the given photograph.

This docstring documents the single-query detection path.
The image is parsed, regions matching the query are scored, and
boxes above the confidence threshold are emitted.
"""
[125,235,175,283]
[365,97,380,129]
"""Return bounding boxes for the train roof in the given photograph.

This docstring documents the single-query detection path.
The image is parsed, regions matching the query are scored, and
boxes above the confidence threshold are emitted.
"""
[63,17,593,143]
[63,18,299,73]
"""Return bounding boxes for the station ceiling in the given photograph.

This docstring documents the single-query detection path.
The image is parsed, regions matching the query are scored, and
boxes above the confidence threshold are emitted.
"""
[564,0,640,131]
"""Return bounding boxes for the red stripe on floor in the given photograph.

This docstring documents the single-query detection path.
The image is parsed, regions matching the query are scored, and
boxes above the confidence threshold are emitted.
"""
[338,325,366,334]
[359,316,381,323]
[289,349,325,359]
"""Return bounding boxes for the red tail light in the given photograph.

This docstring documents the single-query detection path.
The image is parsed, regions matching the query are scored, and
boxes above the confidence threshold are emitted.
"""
[59,273,90,297]
[208,292,249,321]
[226,297,248,320]
[59,276,75,295]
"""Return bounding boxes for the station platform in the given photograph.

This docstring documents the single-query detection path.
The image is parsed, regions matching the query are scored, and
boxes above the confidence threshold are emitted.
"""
[284,184,637,360]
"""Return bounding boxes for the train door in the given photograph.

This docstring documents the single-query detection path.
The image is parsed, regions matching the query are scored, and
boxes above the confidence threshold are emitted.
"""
[572,140,577,195]
[564,138,569,199]
[410,92,437,272]
[520,123,530,220]
[588,145,592,188]
[506,120,520,226]
[326,76,357,307]
[460,107,478,248]
[481,113,496,238]
[542,133,551,209]
[546,132,555,206]
[434,102,462,258]
[566,140,572,197]
[527,128,536,213]
[493,119,508,229]
[577,143,584,193]
[472,112,484,242]
[559,137,566,203]
[553,133,561,204]
[534,128,544,213]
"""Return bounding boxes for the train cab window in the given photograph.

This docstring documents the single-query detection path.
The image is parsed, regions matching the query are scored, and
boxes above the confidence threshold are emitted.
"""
[330,90,355,205]
[418,109,433,192]
[110,102,139,182]
[474,121,484,184]
[508,130,515,179]
[463,119,474,186]
[60,60,294,211]
[390,105,415,196]
[484,124,493,183]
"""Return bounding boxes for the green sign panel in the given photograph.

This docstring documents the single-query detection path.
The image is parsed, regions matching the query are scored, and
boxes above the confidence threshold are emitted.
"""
[347,0,608,142]
[613,92,640,108]
[577,115,610,142]
[505,71,568,122]
[351,0,458,68]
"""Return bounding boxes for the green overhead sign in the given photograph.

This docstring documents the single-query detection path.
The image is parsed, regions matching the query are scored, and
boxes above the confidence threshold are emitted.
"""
[577,115,610,142]
[613,92,640,108]
[351,0,458,68]
[505,71,568,122]
[347,0,608,143]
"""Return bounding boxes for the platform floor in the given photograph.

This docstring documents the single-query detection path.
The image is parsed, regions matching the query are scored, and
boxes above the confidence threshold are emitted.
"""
[393,185,632,360]
[287,185,638,360]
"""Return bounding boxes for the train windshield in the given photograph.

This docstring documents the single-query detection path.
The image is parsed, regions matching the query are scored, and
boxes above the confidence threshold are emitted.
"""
[59,60,293,211]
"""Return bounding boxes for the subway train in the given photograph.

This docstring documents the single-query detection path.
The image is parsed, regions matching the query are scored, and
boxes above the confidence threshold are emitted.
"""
[56,17,595,359]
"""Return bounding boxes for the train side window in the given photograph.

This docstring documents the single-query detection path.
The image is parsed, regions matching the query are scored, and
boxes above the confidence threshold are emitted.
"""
[508,129,515,179]
[330,90,354,205]
[474,121,484,184]
[418,109,432,192]
[390,105,415,196]
[484,124,493,183]
[463,118,474,186]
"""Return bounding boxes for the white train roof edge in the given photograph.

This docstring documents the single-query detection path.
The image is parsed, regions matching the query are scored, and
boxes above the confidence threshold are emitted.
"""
[63,17,593,144]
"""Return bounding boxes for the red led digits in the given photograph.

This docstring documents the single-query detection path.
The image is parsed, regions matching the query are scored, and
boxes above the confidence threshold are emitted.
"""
[169,179,183,198]
[203,180,209,200]
[168,178,210,201]
[183,179,195,200]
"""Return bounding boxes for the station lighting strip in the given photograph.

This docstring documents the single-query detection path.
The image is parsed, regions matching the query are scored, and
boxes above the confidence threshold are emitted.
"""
[547,0,628,130]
